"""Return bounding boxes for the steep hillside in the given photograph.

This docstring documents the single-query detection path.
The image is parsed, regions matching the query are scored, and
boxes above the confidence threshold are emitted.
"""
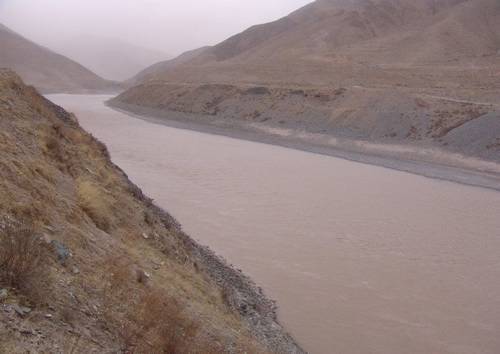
[130,0,500,86]
[0,69,303,353]
[205,0,465,63]
[0,24,116,93]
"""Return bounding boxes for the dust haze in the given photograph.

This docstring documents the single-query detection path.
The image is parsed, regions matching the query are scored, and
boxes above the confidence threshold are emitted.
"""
[0,0,312,58]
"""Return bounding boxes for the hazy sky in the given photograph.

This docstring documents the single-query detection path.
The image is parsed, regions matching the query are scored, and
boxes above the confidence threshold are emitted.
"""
[0,0,312,55]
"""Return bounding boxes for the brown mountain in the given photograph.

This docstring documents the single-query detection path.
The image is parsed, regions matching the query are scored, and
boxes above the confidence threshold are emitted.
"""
[129,0,500,86]
[0,24,116,93]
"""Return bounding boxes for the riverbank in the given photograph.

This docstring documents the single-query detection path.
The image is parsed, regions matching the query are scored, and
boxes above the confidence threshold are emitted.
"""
[0,72,304,353]
[107,100,500,192]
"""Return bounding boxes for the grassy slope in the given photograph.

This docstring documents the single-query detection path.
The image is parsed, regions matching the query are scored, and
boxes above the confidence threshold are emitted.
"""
[0,69,303,353]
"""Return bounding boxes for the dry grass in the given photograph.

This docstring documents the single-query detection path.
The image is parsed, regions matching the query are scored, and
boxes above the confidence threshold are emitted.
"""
[0,71,273,353]
[77,179,114,232]
[44,135,65,162]
[0,223,50,304]
[122,290,199,353]
[100,258,223,354]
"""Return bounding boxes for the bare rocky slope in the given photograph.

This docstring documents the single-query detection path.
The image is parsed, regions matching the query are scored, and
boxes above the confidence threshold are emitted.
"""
[113,0,500,169]
[0,69,303,353]
[129,46,210,86]
[127,0,500,86]
[0,24,116,93]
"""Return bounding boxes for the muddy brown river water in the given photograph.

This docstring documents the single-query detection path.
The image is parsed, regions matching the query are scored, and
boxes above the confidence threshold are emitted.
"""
[50,94,500,354]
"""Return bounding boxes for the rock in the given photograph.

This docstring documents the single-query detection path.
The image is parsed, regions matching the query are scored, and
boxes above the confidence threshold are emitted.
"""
[45,313,53,319]
[72,267,80,275]
[42,233,52,244]
[152,260,165,270]
[0,288,8,301]
[12,304,32,317]
[142,232,149,239]
[44,225,55,233]
[20,328,33,335]
[50,240,71,264]
[135,269,151,284]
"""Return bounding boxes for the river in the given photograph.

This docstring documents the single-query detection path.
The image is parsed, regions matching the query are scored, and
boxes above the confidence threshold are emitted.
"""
[49,94,500,354]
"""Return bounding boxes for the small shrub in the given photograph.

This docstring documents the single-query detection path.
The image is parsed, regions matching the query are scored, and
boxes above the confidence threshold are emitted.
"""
[101,258,206,353]
[0,224,50,303]
[125,290,191,353]
[144,210,155,226]
[44,135,65,162]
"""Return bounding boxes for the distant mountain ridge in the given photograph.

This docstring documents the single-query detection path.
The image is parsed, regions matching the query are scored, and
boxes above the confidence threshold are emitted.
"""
[0,23,116,93]
[50,35,172,81]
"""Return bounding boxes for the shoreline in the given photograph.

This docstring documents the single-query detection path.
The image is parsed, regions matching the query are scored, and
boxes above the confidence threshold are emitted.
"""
[107,100,500,192]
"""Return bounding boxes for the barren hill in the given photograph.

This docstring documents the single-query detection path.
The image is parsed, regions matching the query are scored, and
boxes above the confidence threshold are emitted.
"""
[129,46,210,86]
[0,69,303,353]
[0,24,116,93]
[129,0,500,86]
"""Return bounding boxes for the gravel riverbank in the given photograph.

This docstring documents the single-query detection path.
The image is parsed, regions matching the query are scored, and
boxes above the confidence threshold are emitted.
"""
[108,100,500,192]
